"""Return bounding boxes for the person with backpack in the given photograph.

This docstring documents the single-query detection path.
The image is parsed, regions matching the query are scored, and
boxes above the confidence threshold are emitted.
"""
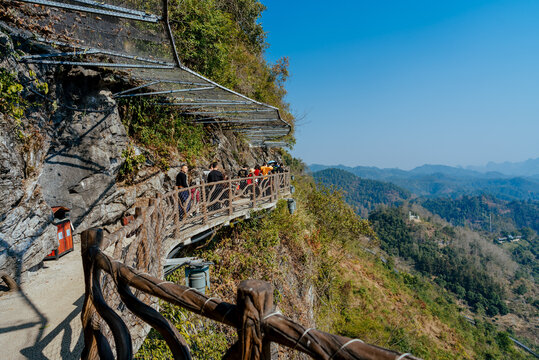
[238,165,249,193]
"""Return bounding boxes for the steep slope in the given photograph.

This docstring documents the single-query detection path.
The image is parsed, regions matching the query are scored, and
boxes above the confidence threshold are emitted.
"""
[137,176,531,359]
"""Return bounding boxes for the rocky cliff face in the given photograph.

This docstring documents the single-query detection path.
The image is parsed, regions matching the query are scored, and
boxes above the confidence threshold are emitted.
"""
[0,26,280,283]
[0,29,56,282]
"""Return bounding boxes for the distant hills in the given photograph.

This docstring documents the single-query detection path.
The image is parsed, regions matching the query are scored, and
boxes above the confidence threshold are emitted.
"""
[312,168,410,216]
[309,160,539,201]
[312,167,539,237]
[467,158,539,177]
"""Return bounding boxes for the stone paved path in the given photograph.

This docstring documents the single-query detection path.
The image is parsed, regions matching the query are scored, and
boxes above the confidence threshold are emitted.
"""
[0,250,84,360]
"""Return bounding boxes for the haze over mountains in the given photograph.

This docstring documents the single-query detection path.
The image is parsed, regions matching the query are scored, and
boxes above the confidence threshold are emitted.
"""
[467,158,539,178]
[309,158,539,201]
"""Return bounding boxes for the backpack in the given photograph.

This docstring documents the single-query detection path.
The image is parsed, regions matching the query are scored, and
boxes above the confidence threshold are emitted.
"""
[238,169,248,178]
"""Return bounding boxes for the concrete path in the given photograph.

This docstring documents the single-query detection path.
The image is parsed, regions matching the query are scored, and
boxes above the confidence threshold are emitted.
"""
[0,250,84,360]
[0,194,288,360]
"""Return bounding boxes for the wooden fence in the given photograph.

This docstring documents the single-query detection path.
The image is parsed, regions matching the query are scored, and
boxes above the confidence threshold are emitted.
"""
[80,172,421,360]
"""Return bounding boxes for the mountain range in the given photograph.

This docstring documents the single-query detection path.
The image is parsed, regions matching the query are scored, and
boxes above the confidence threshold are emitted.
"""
[309,159,539,201]
[467,157,539,177]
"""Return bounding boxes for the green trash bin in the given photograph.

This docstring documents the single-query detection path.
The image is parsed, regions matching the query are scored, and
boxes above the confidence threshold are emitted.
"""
[184,261,212,294]
[287,198,296,215]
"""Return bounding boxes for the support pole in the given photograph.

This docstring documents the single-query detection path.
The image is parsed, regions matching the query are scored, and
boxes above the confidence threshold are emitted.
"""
[163,0,182,67]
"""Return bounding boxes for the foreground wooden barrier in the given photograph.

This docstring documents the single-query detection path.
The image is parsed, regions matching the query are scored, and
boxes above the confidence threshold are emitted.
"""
[0,272,18,293]
[79,171,421,359]
[81,229,420,360]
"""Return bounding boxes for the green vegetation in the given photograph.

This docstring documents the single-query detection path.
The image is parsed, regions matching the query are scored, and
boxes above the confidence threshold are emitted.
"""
[116,0,296,173]
[0,69,27,123]
[279,148,306,173]
[0,69,47,178]
[313,168,411,216]
[118,144,146,183]
[168,0,295,138]
[138,175,529,359]
[420,195,539,280]
[421,195,539,235]
[369,207,509,316]
[119,97,213,170]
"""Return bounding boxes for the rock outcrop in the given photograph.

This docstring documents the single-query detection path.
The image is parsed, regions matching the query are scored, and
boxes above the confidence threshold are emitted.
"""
[0,28,56,282]
[0,25,282,284]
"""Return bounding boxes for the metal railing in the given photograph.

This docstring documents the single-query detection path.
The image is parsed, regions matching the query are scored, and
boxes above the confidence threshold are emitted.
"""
[79,172,420,359]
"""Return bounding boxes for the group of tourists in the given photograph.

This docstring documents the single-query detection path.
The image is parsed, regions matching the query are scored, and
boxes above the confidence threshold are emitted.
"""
[175,161,287,219]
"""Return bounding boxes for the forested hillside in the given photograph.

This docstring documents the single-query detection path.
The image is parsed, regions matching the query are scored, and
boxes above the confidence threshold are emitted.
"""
[369,207,510,316]
[312,168,410,216]
[139,175,532,359]
[309,164,539,201]
[420,195,539,235]
[313,167,538,355]
[420,195,539,282]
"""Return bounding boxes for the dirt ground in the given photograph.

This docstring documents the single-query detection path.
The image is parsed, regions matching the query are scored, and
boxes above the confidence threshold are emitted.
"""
[0,250,84,360]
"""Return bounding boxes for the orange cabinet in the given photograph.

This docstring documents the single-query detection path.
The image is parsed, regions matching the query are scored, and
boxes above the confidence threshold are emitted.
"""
[45,207,74,260]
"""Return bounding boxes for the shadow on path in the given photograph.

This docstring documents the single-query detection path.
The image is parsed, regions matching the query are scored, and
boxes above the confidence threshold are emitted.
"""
[19,295,84,360]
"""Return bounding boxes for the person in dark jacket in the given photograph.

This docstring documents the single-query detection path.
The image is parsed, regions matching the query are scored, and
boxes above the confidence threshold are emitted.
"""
[238,165,249,193]
[176,164,190,219]
[207,162,224,211]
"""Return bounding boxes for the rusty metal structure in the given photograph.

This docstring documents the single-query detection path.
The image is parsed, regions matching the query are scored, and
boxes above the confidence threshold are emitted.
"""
[4,0,291,146]
[79,172,421,360]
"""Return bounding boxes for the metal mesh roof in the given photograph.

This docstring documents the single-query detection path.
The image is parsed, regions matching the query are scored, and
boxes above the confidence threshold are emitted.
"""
[7,0,291,146]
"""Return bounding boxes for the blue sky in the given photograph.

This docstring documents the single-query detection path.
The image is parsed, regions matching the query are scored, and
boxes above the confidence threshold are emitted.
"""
[260,0,539,169]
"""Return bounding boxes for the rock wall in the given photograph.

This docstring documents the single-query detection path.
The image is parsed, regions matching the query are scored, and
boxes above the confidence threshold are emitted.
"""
[0,28,56,282]
[0,25,282,283]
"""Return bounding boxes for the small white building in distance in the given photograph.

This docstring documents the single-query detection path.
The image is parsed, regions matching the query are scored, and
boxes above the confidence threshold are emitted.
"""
[409,211,421,222]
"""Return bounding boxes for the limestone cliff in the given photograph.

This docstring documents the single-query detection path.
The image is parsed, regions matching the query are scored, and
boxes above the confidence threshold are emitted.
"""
[0,25,280,283]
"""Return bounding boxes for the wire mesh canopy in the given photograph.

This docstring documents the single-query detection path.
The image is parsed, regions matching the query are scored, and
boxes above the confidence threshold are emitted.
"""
[8,0,291,146]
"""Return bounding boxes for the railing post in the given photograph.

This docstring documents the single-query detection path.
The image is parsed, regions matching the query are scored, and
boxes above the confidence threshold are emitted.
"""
[236,280,273,360]
[272,175,277,202]
[173,187,180,238]
[201,182,207,224]
[228,179,233,216]
[80,228,104,360]
[252,177,257,209]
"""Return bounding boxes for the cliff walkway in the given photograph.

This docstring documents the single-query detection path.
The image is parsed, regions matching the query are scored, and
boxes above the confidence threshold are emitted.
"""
[0,173,292,359]
[75,172,420,360]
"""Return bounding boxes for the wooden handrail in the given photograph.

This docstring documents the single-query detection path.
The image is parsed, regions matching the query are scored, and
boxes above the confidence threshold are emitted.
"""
[79,171,421,359]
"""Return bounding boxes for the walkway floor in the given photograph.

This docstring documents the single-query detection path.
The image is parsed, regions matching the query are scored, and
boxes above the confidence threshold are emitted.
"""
[0,194,288,359]
[0,250,84,360]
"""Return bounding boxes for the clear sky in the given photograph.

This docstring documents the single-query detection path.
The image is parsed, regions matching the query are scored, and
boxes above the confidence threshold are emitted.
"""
[260,0,539,169]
